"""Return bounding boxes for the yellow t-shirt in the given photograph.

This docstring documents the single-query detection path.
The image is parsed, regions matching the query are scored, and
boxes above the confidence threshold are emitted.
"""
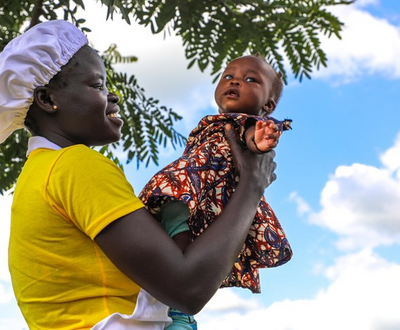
[9,145,144,330]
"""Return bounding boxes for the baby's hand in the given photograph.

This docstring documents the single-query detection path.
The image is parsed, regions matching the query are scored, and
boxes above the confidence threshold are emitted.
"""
[253,120,281,152]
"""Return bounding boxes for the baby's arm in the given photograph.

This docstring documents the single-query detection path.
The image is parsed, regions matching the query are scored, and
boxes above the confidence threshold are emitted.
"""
[157,200,193,251]
[245,120,281,153]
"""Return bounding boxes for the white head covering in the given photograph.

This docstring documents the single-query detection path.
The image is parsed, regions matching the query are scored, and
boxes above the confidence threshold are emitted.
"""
[0,20,88,144]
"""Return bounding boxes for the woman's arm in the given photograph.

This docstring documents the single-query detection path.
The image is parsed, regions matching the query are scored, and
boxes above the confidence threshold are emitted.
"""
[95,124,277,315]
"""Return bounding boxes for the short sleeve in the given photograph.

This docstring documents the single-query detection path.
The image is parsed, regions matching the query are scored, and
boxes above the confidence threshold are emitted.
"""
[46,145,144,239]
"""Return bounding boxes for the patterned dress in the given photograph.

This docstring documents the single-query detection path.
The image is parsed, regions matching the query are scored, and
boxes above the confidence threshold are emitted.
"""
[139,113,293,293]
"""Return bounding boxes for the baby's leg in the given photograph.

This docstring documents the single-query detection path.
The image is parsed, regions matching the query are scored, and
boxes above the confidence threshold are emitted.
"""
[166,309,197,330]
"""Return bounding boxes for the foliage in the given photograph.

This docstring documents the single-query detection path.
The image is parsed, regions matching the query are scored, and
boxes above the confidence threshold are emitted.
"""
[0,0,353,194]
[0,0,186,194]
[101,45,186,169]
[108,0,353,82]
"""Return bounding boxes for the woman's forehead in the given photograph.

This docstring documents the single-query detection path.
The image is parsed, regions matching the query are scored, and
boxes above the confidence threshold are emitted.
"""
[61,46,104,77]
[71,46,101,65]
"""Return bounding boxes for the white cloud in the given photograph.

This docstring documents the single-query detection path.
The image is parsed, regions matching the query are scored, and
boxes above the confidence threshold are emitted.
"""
[0,315,27,330]
[0,193,17,328]
[298,130,400,250]
[288,191,312,216]
[199,289,262,314]
[80,1,216,134]
[80,1,400,107]
[315,3,400,83]
[0,284,13,305]
[353,0,380,8]
[288,151,400,251]
[380,132,400,175]
[309,162,400,250]
[0,192,12,281]
[197,249,400,330]
[82,1,400,113]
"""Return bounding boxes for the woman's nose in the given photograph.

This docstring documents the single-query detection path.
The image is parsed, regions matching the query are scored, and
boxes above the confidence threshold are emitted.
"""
[109,92,120,104]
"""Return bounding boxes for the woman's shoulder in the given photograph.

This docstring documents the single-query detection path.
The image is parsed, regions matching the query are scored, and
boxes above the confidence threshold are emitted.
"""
[60,144,106,159]
[49,145,127,186]
[54,145,118,170]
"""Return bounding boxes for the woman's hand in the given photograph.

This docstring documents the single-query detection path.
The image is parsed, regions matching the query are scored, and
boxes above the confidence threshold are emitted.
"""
[95,124,278,316]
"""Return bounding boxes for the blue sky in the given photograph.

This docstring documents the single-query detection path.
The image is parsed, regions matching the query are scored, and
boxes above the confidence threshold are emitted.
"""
[1,0,400,329]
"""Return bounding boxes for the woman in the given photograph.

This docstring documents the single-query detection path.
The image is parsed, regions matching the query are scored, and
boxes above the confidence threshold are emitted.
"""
[0,20,277,329]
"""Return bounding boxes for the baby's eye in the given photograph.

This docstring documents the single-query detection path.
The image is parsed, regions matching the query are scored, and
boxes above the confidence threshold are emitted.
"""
[246,77,256,82]
[224,74,233,80]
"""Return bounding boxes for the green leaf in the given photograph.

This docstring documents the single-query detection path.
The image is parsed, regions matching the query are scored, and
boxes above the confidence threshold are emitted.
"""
[0,0,352,193]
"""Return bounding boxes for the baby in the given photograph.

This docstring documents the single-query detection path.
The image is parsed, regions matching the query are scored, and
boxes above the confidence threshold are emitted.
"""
[139,54,293,329]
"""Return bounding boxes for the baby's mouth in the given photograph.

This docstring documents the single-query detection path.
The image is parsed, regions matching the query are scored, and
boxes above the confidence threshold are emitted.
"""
[225,88,239,98]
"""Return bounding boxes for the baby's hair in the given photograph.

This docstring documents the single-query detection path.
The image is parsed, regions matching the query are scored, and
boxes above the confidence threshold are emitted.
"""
[252,53,284,106]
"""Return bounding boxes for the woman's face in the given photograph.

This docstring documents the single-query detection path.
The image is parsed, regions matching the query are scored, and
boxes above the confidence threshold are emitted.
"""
[46,46,123,147]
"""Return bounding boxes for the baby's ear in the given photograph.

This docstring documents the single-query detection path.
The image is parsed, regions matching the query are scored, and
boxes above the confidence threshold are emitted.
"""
[33,87,57,113]
[263,99,277,115]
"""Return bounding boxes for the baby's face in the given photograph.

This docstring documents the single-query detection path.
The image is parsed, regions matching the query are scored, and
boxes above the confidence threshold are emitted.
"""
[214,56,273,116]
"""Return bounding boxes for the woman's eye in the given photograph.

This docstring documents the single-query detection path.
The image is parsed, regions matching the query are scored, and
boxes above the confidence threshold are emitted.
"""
[93,85,104,91]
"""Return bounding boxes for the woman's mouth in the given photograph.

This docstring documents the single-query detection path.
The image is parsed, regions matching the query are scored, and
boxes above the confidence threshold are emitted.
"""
[106,109,123,126]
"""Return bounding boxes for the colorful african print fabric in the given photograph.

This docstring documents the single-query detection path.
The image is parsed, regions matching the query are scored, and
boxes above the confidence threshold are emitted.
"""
[139,113,293,293]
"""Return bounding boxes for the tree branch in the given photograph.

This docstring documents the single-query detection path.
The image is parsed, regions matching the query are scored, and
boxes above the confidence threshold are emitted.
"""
[29,0,44,29]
